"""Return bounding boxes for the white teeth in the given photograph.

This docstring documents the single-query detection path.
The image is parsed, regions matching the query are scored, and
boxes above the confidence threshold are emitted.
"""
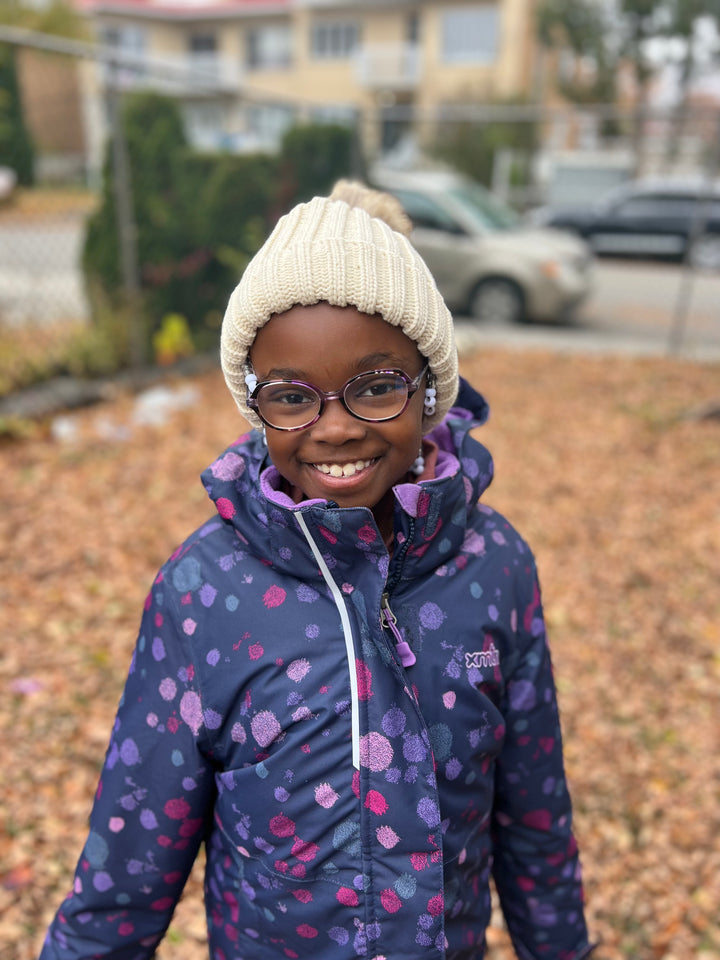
[314,459,372,478]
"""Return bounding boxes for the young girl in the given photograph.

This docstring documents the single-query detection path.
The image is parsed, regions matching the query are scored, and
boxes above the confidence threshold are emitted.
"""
[41,181,594,960]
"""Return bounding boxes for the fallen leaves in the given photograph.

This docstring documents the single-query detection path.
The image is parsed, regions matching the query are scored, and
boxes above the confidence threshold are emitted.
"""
[1,349,718,960]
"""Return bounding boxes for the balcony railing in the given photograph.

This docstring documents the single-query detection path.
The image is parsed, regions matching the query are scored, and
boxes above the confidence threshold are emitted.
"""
[100,51,244,95]
[355,43,421,90]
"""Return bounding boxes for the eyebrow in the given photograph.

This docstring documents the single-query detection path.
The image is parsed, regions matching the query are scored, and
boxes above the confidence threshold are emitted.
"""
[263,353,417,381]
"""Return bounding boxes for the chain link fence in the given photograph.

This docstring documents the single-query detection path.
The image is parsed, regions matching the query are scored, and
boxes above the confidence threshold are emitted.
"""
[1,27,719,358]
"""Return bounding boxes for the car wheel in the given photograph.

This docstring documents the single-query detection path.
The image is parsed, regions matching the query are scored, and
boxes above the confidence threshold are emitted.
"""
[688,234,720,271]
[469,278,525,324]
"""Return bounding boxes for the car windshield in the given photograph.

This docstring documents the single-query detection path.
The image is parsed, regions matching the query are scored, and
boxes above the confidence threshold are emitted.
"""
[448,181,520,231]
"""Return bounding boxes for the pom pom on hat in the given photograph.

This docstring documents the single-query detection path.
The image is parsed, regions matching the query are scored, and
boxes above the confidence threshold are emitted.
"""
[220,191,459,433]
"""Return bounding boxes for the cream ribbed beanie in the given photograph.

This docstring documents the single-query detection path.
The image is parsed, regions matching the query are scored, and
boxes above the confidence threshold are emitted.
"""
[220,192,458,433]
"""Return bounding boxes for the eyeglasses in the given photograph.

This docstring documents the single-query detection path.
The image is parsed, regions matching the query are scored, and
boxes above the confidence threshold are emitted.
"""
[247,364,429,431]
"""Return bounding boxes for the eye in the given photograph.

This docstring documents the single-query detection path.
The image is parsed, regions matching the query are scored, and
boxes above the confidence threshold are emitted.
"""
[262,384,317,407]
[352,374,403,399]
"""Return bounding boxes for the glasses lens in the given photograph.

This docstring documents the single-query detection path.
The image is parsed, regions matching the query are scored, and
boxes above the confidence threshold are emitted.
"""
[345,372,408,420]
[256,382,321,429]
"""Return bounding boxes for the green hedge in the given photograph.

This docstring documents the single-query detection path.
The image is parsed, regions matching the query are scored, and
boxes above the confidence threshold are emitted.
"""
[83,96,359,364]
[0,43,35,186]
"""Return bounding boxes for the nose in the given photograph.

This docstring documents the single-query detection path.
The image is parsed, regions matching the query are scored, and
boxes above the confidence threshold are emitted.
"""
[307,396,366,444]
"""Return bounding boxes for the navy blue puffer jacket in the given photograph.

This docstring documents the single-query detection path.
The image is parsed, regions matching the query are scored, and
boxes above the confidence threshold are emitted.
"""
[41,378,592,960]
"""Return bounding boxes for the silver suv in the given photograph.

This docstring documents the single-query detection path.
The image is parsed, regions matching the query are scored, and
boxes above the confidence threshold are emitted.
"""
[372,167,593,325]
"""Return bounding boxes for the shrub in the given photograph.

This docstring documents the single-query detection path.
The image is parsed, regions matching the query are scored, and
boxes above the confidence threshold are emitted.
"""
[0,43,35,186]
[278,122,364,207]
[432,102,538,190]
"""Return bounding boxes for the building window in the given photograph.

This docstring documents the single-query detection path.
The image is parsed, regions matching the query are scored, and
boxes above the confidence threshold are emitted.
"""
[189,33,217,55]
[310,20,359,60]
[100,24,147,84]
[187,32,219,81]
[247,24,292,69]
[406,13,420,44]
[247,103,296,149]
[441,6,499,63]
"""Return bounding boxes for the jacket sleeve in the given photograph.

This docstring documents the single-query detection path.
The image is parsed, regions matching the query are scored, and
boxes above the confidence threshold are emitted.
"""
[491,563,594,960]
[40,569,217,959]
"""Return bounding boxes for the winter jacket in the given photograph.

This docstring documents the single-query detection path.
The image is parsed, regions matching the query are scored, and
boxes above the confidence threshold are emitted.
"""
[41,378,592,960]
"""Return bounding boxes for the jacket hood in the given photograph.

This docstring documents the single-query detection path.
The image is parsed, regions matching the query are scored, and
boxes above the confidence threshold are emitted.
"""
[201,376,491,573]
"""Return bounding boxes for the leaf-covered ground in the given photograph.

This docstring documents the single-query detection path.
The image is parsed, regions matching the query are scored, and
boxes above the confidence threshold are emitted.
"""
[1,348,718,960]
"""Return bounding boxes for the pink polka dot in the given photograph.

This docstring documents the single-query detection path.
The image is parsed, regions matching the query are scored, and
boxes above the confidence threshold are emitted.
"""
[118,922,134,936]
[359,732,393,771]
[376,826,399,849]
[356,660,373,701]
[286,659,311,683]
[269,814,296,838]
[314,782,339,808]
[358,523,377,543]
[216,497,235,519]
[522,809,552,831]
[151,897,173,911]
[291,837,319,862]
[164,798,190,820]
[364,790,388,815]
[248,643,264,660]
[381,889,402,913]
[337,887,359,906]
[292,889,313,903]
[263,585,287,608]
[427,893,444,916]
[180,691,203,736]
[410,852,428,871]
[296,924,318,938]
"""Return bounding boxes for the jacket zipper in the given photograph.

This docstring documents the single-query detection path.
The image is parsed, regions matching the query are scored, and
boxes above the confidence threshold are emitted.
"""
[296,512,360,769]
[380,592,416,667]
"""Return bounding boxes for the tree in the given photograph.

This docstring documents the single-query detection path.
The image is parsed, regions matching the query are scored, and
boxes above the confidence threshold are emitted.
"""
[659,1,720,159]
[0,42,35,185]
[278,123,363,207]
[431,101,539,192]
[537,0,709,164]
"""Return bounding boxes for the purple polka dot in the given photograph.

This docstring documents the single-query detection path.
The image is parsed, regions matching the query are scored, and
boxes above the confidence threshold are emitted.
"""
[419,602,446,630]
[509,679,536,712]
[417,797,441,827]
[93,872,113,892]
[120,739,140,766]
[204,708,223,730]
[200,583,217,608]
[403,734,427,763]
[139,809,157,830]
[382,707,407,738]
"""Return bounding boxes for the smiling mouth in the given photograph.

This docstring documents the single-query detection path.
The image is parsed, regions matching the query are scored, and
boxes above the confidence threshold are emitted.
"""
[312,458,374,478]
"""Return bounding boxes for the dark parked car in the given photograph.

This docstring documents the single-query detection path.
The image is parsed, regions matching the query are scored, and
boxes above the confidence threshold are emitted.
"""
[538,179,720,270]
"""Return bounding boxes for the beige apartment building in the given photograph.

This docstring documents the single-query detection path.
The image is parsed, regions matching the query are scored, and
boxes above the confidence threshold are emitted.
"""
[77,0,540,161]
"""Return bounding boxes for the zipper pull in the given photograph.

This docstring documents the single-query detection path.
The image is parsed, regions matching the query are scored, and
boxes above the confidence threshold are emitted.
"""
[380,592,416,668]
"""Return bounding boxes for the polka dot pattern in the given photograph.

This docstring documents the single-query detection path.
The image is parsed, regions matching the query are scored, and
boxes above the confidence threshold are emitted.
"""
[41,380,590,960]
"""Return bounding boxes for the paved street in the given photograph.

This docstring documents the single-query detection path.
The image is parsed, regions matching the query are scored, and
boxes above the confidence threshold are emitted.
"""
[456,259,720,362]
[1,212,718,361]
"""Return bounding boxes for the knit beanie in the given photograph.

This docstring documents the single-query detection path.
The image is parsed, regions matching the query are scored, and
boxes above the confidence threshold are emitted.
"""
[220,193,459,433]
